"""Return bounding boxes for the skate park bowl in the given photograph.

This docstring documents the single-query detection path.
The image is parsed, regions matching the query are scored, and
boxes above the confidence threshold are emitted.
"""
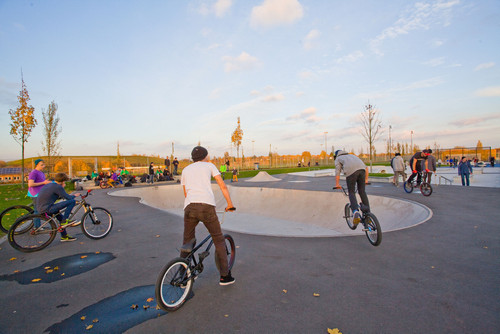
[110,184,432,237]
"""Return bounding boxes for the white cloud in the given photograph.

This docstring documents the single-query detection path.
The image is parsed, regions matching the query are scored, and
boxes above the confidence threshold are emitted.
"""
[262,94,285,102]
[214,0,232,17]
[474,86,500,97]
[303,29,320,50]
[298,70,316,80]
[336,50,364,64]
[287,107,322,123]
[423,57,445,67]
[250,0,304,29]
[222,52,260,72]
[475,62,495,71]
[449,113,500,127]
[370,0,460,56]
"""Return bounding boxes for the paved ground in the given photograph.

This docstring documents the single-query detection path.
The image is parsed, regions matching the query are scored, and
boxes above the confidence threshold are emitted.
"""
[0,173,499,333]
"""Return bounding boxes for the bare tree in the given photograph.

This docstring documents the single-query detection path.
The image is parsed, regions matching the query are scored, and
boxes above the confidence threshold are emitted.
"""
[9,75,37,188]
[360,102,383,172]
[41,101,61,175]
[231,117,243,162]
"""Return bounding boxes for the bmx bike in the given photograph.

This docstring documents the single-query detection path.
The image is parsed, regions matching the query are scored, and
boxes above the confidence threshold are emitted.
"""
[155,209,236,312]
[336,186,382,246]
[404,171,433,196]
[0,203,34,234]
[7,190,113,252]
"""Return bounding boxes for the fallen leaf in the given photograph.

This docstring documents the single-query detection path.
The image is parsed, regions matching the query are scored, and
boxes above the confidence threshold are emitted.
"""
[9,257,17,261]
[483,246,488,249]
[46,269,54,274]
[95,251,100,254]
[86,324,93,330]
[13,270,20,273]
[155,235,160,237]
[61,273,65,276]
[431,266,435,269]
[81,316,86,321]
[92,319,99,323]
[54,266,59,271]
[327,328,342,334]
[282,289,287,293]
[146,297,154,303]
[81,255,87,259]
[32,278,42,282]
[313,293,320,297]
[44,266,51,270]
[155,305,161,310]
[143,305,150,310]
[131,304,138,310]
[224,314,229,318]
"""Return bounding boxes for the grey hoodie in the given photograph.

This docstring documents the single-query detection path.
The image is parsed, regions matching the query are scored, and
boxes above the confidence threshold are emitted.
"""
[335,150,366,177]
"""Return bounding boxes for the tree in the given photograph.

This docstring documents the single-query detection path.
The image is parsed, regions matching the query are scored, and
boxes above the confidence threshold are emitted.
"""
[360,102,383,171]
[41,101,61,175]
[9,75,37,188]
[231,117,243,161]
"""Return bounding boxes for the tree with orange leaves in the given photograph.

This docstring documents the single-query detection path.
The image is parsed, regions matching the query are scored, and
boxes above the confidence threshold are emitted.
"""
[9,75,37,188]
[231,117,243,160]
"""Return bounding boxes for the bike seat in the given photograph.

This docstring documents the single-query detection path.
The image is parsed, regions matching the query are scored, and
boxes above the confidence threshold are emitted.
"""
[180,238,196,253]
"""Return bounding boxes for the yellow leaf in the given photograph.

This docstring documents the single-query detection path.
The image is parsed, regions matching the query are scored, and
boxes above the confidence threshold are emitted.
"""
[143,305,150,310]
[155,235,160,237]
[483,246,488,249]
[61,273,65,276]
[92,319,99,323]
[146,298,154,303]
[327,328,342,334]
[81,255,87,259]
[9,257,17,261]
[224,314,229,318]
[131,304,138,310]
[155,305,161,310]
[54,266,59,271]
[44,266,51,269]
[95,251,101,254]
[431,266,435,269]
[32,278,42,282]
[46,270,53,274]
[282,289,287,293]
[81,316,86,321]
[86,324,93,330]
[313,293,320,297]
[13,270,20,273]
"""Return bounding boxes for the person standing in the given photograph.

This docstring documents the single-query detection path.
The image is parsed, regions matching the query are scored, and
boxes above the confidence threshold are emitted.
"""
[148,162,155,184]
[490,156,495,167]
[173,158,179,175]
[28,159,51,227]
[391,153,405,187]
[165,156,171,173]
[422,152,436,184]
[219,163,227,180]
[458,157,473,186]
[180,146,236,285]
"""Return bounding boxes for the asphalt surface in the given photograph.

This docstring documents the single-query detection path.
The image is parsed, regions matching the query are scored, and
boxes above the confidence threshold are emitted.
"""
[0,174,499,333]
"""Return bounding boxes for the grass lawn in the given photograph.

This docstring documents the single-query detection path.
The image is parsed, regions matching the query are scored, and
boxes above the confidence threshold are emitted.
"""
[0,183,75,236]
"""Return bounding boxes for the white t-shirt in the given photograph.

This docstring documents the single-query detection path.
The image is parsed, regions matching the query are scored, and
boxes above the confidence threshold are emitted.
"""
[181,161,221,209]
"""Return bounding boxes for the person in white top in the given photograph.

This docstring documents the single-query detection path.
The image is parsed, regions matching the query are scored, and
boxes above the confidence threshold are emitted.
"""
[180,146,236,285]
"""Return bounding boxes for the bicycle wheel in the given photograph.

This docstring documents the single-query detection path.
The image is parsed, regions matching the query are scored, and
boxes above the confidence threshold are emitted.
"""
[215,234,236,272]
[420,183,433,197]
[155,258,193,312]
[403,181,414,193]
[8,214,57,252]
[364,213,382,246]
[0,205,34,233]
[99,181,109,189]
[344,203,356,230]
[81,207,113,239]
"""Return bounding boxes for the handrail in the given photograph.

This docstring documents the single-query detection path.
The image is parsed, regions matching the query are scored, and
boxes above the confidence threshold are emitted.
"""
[438,175,453,185]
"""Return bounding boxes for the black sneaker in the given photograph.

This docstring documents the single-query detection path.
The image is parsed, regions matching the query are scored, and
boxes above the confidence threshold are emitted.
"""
[219,271,235,286]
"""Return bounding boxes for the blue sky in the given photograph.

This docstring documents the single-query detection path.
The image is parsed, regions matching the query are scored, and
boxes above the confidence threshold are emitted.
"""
[1,0,499,161]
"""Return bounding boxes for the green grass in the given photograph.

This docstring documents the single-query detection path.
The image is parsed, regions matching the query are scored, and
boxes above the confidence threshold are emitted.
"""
[0,182,75,236]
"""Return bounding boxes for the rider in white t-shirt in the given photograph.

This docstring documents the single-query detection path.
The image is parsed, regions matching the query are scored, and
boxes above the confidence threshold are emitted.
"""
[180,146,236,285]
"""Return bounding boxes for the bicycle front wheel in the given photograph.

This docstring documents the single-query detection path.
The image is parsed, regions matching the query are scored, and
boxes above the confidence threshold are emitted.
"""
[155,258,193,312]
[8,214,57,252]
[420,183,433,197]
[364,213,382,246]
[403,181,414,193]
[215,234,236,272]
[81,207,113,239]
[344,203,356,230]
[0,205,34,233]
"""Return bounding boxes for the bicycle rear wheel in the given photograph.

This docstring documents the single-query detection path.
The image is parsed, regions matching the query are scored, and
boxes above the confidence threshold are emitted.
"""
[403,181,414,193]
[81,207,113,239]
[0,205,34,233]
[215,234,236,272]
[364,213,382,246]
[155,258,193,312]
[344,203,356,230]
[420,183,433,196]
[8,214,57,252]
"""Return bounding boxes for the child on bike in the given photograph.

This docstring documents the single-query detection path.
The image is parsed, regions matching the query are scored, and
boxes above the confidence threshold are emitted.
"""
[180,146,236,285]
[334,150,370,227]
[36,173,81,242]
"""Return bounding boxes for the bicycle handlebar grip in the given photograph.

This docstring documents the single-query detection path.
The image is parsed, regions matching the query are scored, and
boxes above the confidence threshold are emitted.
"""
[226,207,236,212]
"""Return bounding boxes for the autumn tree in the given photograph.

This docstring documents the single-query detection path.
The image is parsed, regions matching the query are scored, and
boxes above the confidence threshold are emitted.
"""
[9,75,37,188]
[41,101,61,174]
[231,117,243,161]
[360,102,383,171]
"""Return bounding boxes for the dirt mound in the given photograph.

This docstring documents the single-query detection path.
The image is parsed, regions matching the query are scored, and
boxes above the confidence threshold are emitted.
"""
[245,171,281,182]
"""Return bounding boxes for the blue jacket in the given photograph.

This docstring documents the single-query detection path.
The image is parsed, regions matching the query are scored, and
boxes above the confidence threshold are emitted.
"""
[458,160,472,175]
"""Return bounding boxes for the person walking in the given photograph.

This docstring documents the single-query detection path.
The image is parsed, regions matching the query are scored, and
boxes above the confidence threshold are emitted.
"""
[219,163,227,180]
[173,158,179,175]
[180,146,236,285]
[391,153,405,187]
[458,156,473,186]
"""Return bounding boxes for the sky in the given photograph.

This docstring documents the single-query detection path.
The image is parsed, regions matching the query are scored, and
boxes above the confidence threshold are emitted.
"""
[0,0,499,162]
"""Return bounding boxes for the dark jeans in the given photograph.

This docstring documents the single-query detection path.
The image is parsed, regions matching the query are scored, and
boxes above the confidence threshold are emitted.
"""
[460,173,470,186]
[47,199,76,236]
[346,169,370,213]
[407,166,423,185]
[181,203,229,276]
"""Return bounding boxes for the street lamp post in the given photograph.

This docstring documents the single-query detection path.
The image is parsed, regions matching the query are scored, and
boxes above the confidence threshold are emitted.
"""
[389,125,392,157]
[410,130,414,154]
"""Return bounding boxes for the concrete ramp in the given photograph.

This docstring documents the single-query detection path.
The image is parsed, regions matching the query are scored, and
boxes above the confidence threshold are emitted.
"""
[111,184,432,237]
[245,171,281,182]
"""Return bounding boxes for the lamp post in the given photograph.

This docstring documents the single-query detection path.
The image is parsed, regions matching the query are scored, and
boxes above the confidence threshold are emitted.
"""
[389,125,392,157]
[410,130,413,154]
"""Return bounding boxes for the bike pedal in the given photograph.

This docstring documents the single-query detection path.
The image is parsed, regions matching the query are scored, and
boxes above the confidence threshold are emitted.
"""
[198,251,210,260]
